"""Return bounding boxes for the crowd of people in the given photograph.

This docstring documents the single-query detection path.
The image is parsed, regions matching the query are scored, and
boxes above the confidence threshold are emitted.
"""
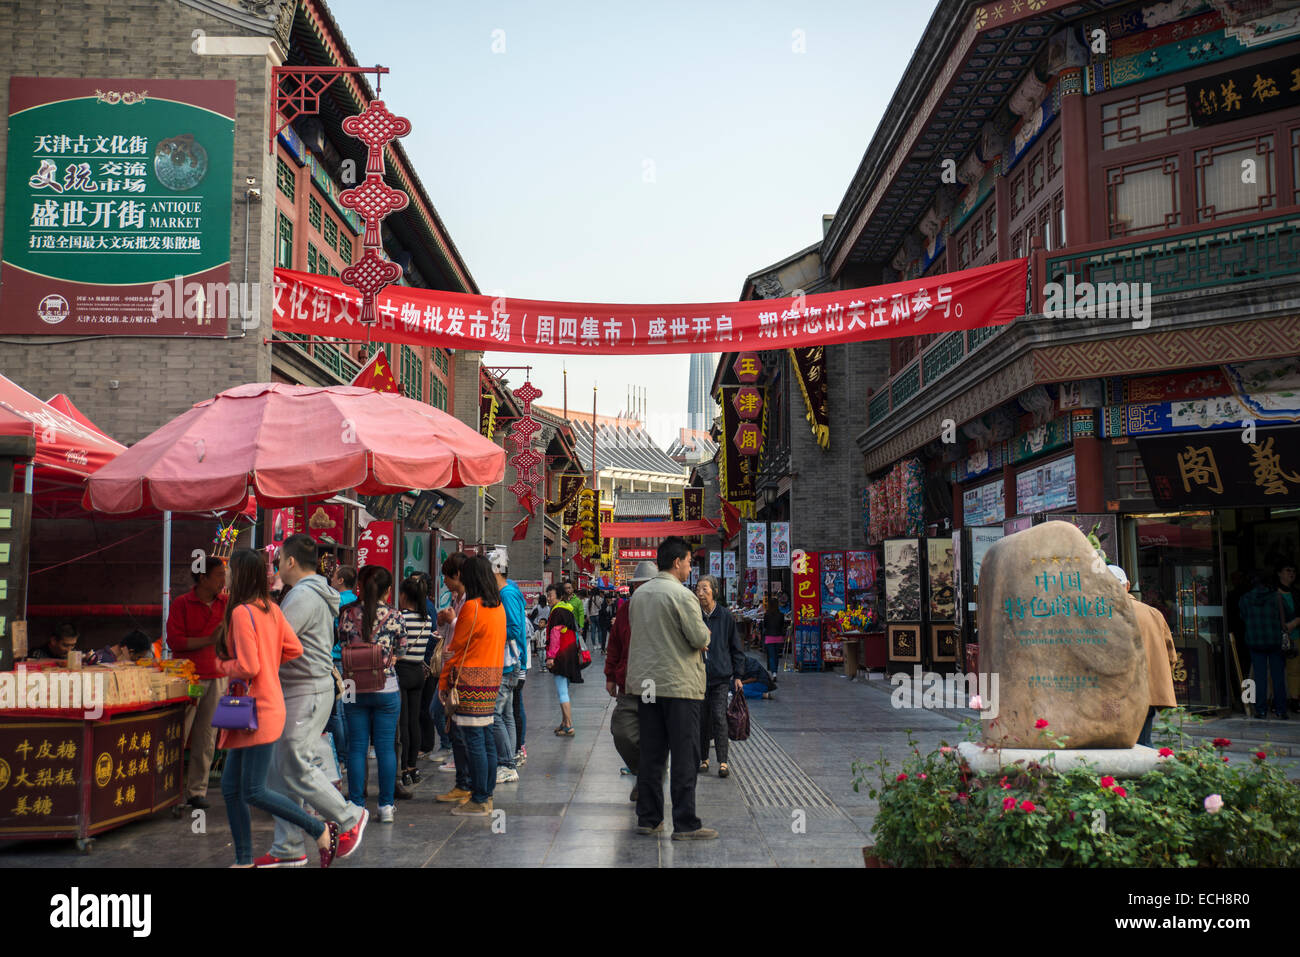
[142,531,788,864]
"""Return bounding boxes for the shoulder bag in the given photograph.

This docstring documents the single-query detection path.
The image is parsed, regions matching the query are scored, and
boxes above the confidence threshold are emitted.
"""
[211,607,260,731]
[341,605,391,694]
[1278,592,1297,659]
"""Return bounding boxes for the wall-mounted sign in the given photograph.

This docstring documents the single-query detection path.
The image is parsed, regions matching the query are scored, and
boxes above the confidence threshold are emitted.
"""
[962,477,1005,526]
[1015,455,1076,515]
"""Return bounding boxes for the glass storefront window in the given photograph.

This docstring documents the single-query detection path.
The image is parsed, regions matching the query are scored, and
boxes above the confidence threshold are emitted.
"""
[1131,511,1224,712]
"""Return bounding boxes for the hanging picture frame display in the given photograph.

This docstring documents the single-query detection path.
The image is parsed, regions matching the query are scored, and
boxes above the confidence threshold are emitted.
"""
[820,551,846,613]
[888,624,922,662]
[884,539,922,622]
[930,623,959,662]
[927,538,956,621]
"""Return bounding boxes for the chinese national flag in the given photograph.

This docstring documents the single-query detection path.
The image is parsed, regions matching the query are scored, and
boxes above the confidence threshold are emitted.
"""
[512,515,530,541]
[719,499,741,543]
[350,348,401,393]
[568,523,585,543]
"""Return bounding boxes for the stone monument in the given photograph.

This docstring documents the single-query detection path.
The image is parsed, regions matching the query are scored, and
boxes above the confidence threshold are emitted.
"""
[975,520,1148,752]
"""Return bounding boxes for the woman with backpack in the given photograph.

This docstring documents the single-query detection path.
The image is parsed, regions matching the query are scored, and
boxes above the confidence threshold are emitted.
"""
[545,601,583,736]
[338,564,407,823]
[216,549,341,867]
[397,576,435,787]
[437,555,507,816]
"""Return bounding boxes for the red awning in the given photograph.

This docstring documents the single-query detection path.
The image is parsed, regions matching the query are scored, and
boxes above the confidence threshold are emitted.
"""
[0,374,126,481]
[601,520,717,539]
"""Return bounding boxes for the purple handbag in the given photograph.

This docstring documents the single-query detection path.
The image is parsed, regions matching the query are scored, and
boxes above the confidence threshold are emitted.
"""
[211,608,260,731]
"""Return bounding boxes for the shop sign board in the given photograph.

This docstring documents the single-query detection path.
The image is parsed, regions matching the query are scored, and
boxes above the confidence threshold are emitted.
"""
[1015,455,1076,515]
[2,78,236,335]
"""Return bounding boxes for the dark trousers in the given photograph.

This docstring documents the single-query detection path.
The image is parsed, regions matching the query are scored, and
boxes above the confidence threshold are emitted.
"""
[766,643,781,674]
[1251,650,1288,717]
[396,662,425,769]
[513,677,526,749]
[699,679,731,765]
[636,696,702,832]
[418,673,438,753]
[1138,706,1157,747]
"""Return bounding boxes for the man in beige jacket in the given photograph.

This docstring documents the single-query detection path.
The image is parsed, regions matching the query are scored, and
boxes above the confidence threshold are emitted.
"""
[1110,565,1177,747]
[626,536,715,840]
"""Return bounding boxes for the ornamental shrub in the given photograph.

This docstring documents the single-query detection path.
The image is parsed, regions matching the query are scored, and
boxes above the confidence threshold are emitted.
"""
[851,731,1300,868]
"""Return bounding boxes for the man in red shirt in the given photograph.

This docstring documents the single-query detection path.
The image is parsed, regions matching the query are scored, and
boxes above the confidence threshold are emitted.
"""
[167,554,227,809]
[605,562,657,803]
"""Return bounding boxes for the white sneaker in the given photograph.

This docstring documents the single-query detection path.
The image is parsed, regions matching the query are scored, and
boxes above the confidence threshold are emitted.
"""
[428,748,451,762]
[496,766,519,783]
[378,804,395,823]
[438,760,457,773]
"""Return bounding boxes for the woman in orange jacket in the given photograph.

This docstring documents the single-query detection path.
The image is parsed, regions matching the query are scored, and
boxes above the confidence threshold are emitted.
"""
[216,549,340,867]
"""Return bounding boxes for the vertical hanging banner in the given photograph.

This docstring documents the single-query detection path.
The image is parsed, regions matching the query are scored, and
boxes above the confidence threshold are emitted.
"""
[770,521,791,567]
[356,520,395,574]
[709,551,722,578]
[788,346,830,448]
[746,522,768,567]
[723,550,738,581]
[669,496,684,522]
[792,549,821,626]
[2,78,236,335]
[683,486,704,546]
[599,504,614,568]
[720,388,756,506]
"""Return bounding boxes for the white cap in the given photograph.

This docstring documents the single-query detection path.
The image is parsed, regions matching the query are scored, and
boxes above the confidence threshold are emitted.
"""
[1107,564,1129,588]
[487,546,509,574]
[632,560,658,583]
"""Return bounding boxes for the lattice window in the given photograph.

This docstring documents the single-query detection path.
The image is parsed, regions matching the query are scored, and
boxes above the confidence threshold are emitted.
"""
[1115,444,1152,501]
[1107,156,1180,237]
[1195,135,1275,222]
[1029,152,1046,203]
[1011,171,1027,219]
[430,375,448,411]
[1101,87,1191,150]
[307,243,318,274]
[323,216,338,250]
[277,212,293,268]
[308,195,321,231]
[337,228,353,263]
[401,345,423,401]
[1294,128,1300,205]
[276,156,295,200]
[1047,129,1063,180]
[985,202,997,252]
[434,348,449,374]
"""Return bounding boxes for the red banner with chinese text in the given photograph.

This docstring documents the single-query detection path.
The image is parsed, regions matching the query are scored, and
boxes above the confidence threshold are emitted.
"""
[793,551,821,626]
[272,258,1028,354]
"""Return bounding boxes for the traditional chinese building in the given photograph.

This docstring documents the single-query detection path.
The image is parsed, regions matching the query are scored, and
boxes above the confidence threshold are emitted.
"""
[820,0,1300,709]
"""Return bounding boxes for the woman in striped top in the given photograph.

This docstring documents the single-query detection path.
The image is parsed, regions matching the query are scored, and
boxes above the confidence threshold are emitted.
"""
[397,576,435,787]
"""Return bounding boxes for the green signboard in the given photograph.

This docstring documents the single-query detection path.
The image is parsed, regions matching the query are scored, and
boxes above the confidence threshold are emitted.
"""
[1,77,235,335]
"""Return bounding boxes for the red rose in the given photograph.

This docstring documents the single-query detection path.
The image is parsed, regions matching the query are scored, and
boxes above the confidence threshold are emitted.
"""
[1100,775,1115,787]
[1020,800,1036,813]
[957,792,969,803]
[1255,751,1266,760]
[1034,718,1049,729]
[1112,785,1127,798]
[1212,738,1231,748]
[1158,747,1174,757]
[1223,756,1230,763]
[896,773,908,781]
[1002,796,1016,810]
[999,775,1011,790]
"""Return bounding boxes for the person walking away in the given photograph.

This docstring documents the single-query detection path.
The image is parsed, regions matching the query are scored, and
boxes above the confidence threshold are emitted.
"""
[216,549,339,868]
[546,592,583,735]
[259,535,367,866]
[434,553,471,801]
[1273,560,1300,712]
[397,576,435,786]
[763,597,786,675]
[412,571,443,756]
[1240,565,1292,720]
[598,592,614,653]
[167,554,228,810]
[626,536,716,840]
[339,564,407,822]
[488,547,526,784]
[695,575,745,777]
[606,561,657,801]
[439,555,506,816]
[1108,565,1176,747]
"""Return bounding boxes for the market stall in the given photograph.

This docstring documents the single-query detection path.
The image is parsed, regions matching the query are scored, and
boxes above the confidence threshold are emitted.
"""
[0,659,195,850]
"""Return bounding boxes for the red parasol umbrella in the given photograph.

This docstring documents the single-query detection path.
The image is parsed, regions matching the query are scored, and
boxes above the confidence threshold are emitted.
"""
[85,382,506,514]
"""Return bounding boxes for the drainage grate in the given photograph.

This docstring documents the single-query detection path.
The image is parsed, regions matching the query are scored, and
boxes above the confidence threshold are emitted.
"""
[728,720,843,819]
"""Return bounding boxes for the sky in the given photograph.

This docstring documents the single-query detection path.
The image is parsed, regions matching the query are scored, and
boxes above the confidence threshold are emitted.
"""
[327,0,939,447]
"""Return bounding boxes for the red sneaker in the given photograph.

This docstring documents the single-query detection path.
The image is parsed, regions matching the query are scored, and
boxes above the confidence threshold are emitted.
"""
[336,808,369,860]
[253,853,307,868]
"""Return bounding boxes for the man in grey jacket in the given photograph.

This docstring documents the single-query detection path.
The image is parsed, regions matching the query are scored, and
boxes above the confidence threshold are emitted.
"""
[258,534,367,866]
[626,536,716,840]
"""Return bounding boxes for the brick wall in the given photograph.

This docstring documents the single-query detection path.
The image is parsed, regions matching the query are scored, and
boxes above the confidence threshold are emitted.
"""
[0,0,279,443]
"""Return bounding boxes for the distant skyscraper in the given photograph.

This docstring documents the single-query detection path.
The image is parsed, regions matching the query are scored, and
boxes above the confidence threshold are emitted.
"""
[687,353,713,432]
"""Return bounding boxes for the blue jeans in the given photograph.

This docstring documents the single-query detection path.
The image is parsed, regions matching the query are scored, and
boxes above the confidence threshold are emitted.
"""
[493,671,519,768]
[766,643,781,674]
[325,697,348,762]
[1138,706,1157,747]
[428,693,452,751]
[450,720,471,791]
[554,675,571,704]
[513,676,526,749]
[345,690,400,807]
[1251,650,1288,716]
[459,723,498,804]
[221,742,324,866]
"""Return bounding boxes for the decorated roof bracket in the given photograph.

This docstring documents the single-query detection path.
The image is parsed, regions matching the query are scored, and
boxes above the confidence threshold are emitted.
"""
[269,65,389,154]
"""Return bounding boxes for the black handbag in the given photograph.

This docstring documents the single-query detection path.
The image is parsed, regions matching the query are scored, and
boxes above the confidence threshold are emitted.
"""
[726,688,751,741]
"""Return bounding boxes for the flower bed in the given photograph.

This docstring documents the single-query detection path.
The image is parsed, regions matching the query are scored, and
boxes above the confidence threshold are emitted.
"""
[852,724,1300,868]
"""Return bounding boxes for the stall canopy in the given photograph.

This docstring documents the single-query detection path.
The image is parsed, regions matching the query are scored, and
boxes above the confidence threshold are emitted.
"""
[86,382,507,514]
[0,374,126,497]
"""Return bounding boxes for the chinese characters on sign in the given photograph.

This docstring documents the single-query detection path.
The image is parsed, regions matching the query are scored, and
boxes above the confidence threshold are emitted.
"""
[1,77,235,335]
[1187,54,1300,126]
[1139,426,1300,507]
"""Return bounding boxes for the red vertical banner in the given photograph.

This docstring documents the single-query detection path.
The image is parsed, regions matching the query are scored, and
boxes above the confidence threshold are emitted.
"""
[792,550,821,627]
[356,520,395,574]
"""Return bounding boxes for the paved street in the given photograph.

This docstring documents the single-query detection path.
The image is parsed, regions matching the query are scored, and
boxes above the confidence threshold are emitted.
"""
[3,651,1296,868]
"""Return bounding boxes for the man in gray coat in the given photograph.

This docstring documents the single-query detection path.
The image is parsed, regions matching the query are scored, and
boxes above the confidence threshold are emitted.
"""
[626,536,716,840]
[258,534,367,866]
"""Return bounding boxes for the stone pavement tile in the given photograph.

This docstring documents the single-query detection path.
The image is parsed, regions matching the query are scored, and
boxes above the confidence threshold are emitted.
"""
[541,833,662,867]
